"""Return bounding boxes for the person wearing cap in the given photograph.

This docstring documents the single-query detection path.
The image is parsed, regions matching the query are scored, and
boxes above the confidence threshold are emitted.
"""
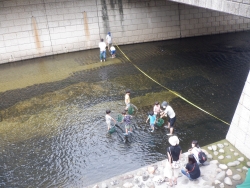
[124,90,130,110]
[105,109,116,131]
[160,101,176,136]
[106,32,112,51]
[166,136,182,186]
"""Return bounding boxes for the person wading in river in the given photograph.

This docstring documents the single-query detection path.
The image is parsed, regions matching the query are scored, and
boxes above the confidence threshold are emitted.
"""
[160,101,176,136]
[124,90,130,110]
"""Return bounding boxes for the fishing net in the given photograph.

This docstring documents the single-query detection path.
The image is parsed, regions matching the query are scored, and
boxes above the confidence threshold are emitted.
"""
[108,126,116,134]
[117,114,123,122]
[128,105,135,115]
[156,118,164,127]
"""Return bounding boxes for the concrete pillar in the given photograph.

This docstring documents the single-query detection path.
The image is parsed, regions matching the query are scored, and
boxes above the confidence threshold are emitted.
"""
[226,71,250,159]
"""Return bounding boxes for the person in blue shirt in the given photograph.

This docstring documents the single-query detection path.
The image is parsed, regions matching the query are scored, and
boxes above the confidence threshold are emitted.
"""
[146,111,156,132]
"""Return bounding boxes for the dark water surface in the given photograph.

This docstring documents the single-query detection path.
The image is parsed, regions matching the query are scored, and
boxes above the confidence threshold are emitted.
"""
[0,31,250,187]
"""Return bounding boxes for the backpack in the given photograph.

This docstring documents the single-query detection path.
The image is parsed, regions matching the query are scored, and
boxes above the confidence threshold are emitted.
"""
[198,151,207,164]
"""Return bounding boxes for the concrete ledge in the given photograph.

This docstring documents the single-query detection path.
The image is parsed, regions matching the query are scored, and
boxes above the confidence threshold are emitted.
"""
[87,139,249,188]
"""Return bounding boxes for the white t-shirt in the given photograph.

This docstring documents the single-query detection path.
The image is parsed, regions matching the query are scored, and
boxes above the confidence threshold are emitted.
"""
[106,34,112,44]
[164,105,175,118]
[192,147,201,163]
[99,42,106,51]
[125,94,130,104]
[105,114,112,124]
[110,46,115,51]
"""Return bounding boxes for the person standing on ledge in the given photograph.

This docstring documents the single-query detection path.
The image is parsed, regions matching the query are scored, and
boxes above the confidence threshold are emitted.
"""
[106,32,112,51]
[99,38,106,62]
[160,101,176,136]
[124,90,131,110]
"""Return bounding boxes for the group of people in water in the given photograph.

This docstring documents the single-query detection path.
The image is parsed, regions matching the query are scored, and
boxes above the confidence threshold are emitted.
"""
[105,90,204,185]
[105,89,176,135]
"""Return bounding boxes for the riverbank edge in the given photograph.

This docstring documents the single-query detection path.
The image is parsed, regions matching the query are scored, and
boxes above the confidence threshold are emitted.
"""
[86,139,250,188]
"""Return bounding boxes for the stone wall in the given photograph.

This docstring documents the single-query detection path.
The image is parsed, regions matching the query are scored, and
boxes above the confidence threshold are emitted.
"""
[226,71,250,159]
[168,0,250,18]
[1,0,250,64]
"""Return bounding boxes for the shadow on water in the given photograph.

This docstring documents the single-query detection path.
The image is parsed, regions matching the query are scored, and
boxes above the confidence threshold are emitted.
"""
[0,31,250,187]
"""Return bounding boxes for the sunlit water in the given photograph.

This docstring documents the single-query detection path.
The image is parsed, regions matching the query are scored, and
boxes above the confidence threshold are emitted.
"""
[0,31,250,187]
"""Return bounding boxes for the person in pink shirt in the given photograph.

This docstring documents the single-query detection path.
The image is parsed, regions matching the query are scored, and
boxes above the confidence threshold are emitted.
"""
[153,101,161,117]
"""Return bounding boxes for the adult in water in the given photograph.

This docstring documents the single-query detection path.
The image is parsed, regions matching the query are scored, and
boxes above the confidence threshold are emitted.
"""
[160,101,176,136]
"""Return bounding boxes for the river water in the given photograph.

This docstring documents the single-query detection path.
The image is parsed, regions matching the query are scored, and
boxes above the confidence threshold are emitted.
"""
[0,31,250,187]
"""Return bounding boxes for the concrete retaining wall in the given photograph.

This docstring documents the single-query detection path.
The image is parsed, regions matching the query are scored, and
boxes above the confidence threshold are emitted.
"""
[1,0,250,64]
[226,71,250,159]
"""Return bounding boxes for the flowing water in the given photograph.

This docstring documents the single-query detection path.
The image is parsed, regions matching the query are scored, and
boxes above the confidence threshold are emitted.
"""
[0,31,250,187]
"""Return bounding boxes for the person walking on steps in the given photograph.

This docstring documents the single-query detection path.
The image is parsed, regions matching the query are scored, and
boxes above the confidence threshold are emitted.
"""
[99,38,106,62]
[160,101,176,136]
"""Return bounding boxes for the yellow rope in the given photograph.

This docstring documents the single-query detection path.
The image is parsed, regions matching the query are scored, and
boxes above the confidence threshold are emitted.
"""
[115,44,230,126]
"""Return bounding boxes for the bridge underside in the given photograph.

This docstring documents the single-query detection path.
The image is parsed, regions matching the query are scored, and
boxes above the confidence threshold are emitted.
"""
[168,0,250,18]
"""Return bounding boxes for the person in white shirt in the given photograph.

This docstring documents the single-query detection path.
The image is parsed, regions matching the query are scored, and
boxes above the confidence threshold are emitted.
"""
[105,109,116,130]
[160,101,176,135]
[106,32,112,51]
[99,38,106,62]
[124,90,130,110]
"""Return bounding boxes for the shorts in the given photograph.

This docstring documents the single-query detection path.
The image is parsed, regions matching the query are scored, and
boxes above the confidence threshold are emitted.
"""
[125,124,131,129]
[106,122,111,128]
[111,50,116,55]
[126,103,130,109]
[150,123,155,127]
[169,116,176,127]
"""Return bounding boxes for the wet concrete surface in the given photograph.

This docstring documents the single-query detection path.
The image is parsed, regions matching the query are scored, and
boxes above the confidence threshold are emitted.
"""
[0,31,250,187]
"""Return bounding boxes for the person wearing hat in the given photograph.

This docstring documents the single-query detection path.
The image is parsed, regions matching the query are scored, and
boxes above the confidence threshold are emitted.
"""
[160,101,176,136]
[106,31,112,51]
[166,136,182,186]
[105,109,116,131]
[124,90,131,110]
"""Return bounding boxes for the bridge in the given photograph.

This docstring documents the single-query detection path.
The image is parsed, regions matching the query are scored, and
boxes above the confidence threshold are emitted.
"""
[169,0,250,18]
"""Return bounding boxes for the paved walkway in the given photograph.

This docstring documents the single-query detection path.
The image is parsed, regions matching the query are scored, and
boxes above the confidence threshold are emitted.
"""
[87,139,249,188]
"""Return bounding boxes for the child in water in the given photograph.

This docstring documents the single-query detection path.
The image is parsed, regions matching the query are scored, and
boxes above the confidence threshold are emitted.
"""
[146,111,156,132]
[110,45,116,58]
[122,110,132,134]
[105,110,116,131]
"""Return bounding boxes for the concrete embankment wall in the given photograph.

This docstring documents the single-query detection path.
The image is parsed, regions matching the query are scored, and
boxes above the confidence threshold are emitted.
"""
[1,0,250,64]
[227,71,250,159]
